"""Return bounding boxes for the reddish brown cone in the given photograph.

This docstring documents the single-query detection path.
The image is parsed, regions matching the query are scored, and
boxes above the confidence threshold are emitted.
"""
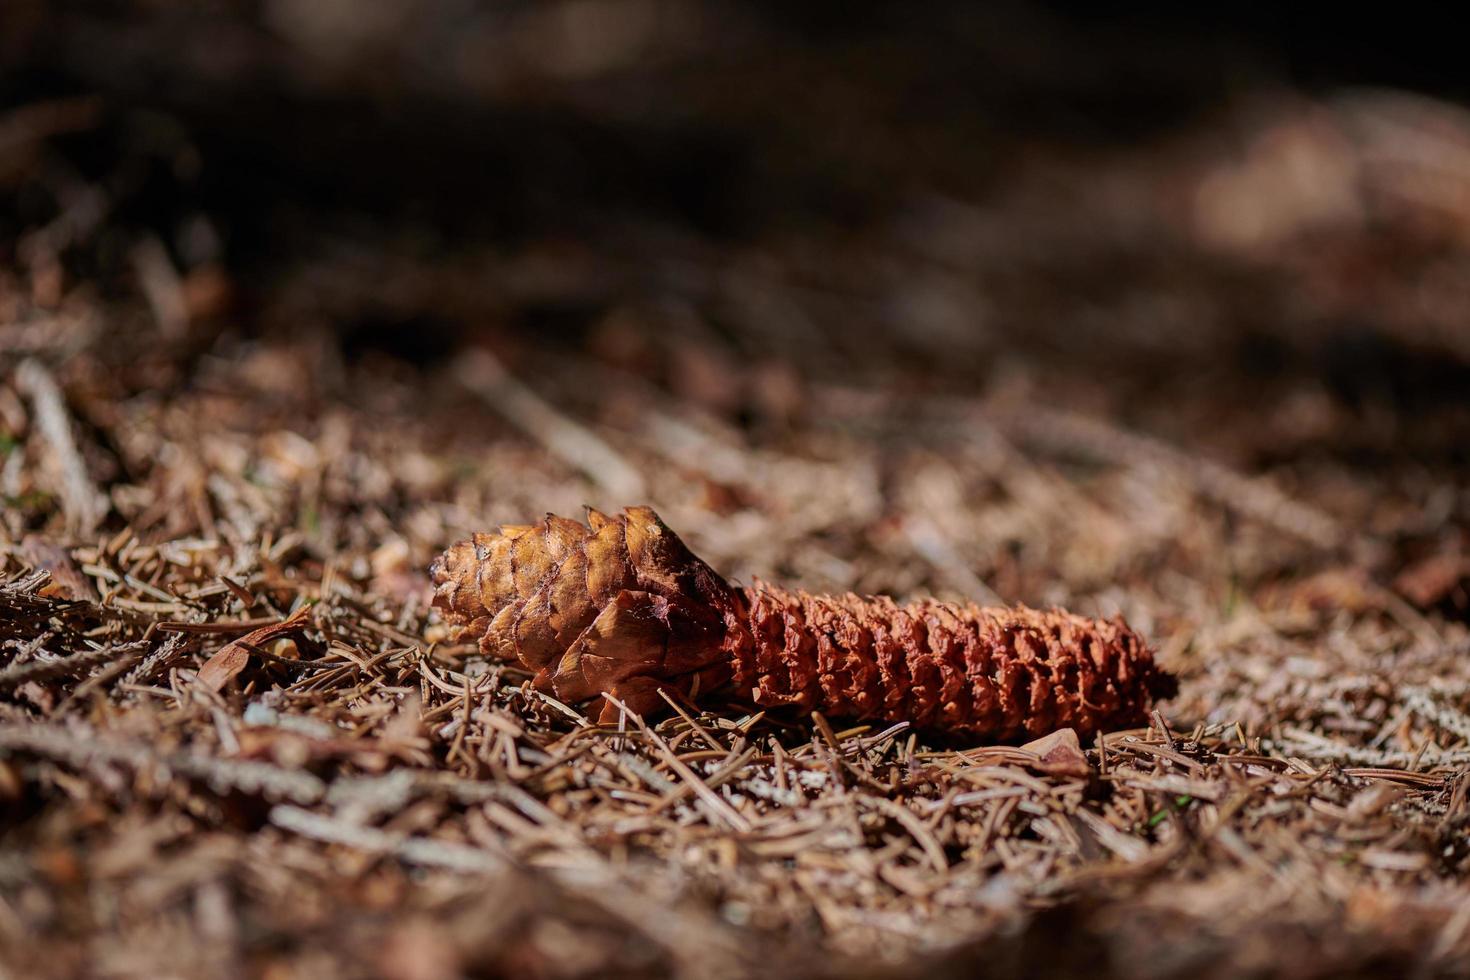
[430,507,1174,738]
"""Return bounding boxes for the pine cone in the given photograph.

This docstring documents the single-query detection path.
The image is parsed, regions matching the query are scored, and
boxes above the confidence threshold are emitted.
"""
[430,507,1174,738]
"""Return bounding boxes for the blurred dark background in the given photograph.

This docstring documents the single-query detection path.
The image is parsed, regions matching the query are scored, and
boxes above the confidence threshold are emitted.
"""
[5,1,1470,426]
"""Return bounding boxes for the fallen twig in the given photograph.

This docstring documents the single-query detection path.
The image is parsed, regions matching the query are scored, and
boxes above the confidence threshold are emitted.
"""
[453,347,645,500]
[15,359,108,534]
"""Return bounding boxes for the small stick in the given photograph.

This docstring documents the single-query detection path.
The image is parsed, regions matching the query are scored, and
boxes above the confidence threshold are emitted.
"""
[0,722,326,803]
[453,347,644,500]
[130,235,190,340]
[270,805,504,873]
[604,694,752,833]
[0,645,120,690]
[0,95,102,157]
[996,402,1345,550]
[15,359,107,533]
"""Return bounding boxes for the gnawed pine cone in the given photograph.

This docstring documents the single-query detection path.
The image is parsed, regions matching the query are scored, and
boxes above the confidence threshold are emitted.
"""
[430,507,1174,740]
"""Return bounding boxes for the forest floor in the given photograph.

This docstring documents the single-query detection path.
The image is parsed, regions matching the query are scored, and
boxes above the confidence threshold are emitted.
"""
[4,49,1470,979]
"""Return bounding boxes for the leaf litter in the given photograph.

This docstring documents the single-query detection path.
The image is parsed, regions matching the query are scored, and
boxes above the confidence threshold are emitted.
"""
[3,89,1470,979]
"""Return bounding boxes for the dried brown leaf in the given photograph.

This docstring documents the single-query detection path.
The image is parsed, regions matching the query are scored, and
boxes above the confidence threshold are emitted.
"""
[194,605,312,692]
